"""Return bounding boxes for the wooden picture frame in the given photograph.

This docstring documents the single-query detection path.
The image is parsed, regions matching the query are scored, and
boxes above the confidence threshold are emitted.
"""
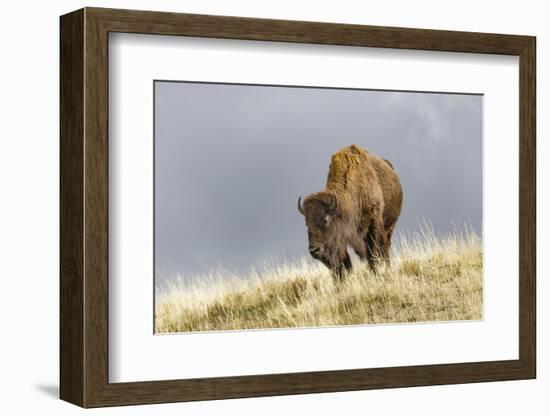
[60,7,536,408]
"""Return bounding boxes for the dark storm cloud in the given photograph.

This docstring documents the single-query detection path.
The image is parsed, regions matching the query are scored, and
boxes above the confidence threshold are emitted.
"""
[154,82,482,282]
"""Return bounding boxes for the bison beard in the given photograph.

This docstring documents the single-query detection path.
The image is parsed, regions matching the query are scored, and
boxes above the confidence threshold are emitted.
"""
[298,144,403,280]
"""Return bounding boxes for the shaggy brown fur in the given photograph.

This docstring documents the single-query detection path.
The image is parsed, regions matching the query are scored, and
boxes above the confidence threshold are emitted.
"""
[298,145,403,279]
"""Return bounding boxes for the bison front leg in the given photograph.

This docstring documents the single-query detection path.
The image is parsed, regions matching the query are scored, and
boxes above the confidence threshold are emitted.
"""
[350,234,368,262]
[332,252,352,283]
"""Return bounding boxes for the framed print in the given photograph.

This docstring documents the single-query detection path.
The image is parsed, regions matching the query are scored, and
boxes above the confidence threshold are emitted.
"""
[60,7,536,408]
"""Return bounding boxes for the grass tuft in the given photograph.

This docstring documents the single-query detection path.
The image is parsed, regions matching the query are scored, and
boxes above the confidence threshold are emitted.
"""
[155,226,482,333]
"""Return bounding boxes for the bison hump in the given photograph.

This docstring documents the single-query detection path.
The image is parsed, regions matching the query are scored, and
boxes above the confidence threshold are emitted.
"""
[327,145,371,187]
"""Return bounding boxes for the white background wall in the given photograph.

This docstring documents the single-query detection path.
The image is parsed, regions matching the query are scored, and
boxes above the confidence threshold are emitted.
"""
[0,0,545,414]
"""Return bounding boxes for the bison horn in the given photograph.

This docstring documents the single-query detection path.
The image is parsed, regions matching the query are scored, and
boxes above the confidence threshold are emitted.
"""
[297,196,305,215]
[329,193,338,212]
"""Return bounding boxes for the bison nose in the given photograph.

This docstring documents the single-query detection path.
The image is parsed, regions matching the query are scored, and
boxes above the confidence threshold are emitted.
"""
[309,245,322,256]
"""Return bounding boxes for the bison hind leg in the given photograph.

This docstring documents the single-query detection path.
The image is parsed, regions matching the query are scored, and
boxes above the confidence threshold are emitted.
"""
[365,228,387,274]
[365,234,377,273]
[383,224,396,265]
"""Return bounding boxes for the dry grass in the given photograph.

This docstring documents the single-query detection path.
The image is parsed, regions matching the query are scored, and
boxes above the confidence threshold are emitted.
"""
[155,226,482,333]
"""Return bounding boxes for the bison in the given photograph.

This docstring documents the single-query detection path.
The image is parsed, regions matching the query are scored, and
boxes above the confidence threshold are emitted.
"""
[297,144,402,279]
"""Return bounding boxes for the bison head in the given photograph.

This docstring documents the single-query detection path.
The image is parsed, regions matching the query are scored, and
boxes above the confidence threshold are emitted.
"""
[297,192,347,270]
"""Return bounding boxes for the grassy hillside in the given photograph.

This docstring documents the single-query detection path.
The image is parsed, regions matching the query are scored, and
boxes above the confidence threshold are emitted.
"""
[155,227,482,333]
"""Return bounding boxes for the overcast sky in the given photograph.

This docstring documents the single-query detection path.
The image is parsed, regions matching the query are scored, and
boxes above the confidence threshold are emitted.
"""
[154,81,482,284]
